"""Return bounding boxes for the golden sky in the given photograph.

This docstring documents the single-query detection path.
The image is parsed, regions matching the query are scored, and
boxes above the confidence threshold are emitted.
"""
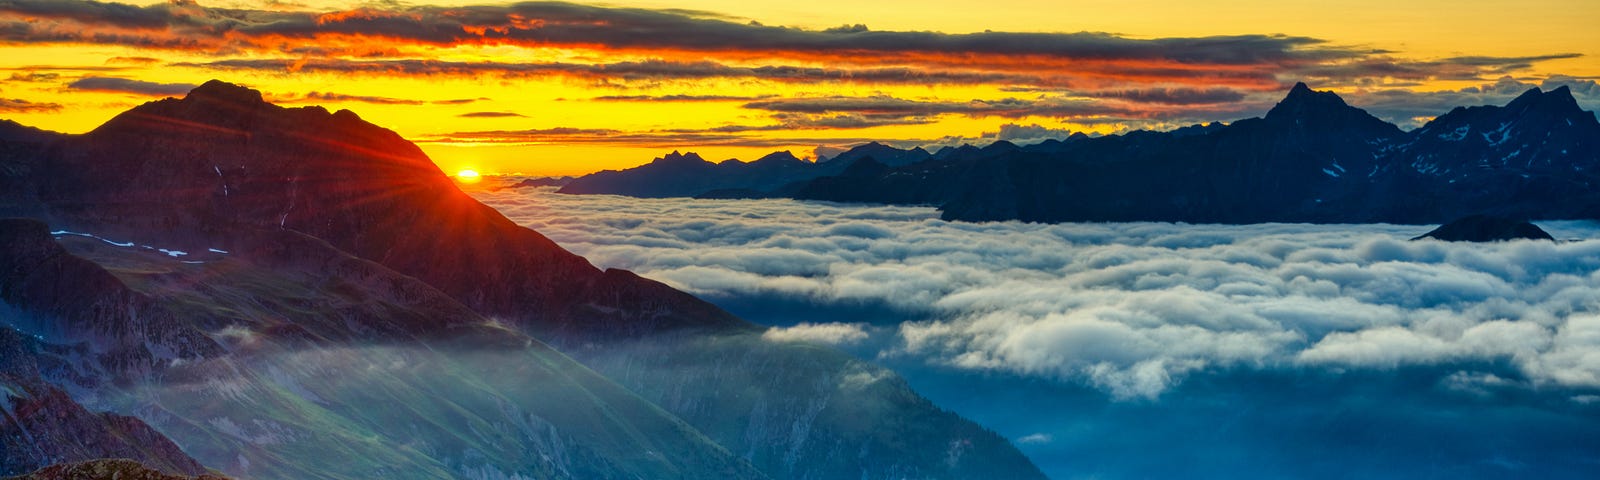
[1,0,1596,175]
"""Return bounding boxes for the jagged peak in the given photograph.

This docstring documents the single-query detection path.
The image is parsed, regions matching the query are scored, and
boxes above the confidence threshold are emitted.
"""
[1266,82,1353,119]
[1505,85,1583,115]
[655,150,707,165]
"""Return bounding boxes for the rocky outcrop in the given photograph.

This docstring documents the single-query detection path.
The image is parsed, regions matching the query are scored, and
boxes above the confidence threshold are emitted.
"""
[1411,214,1554,242]
[0,328,210,478]
[0,219,222,370]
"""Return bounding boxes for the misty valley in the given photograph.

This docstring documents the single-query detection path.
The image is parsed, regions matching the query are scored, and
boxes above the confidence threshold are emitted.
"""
[475,187,1600,479]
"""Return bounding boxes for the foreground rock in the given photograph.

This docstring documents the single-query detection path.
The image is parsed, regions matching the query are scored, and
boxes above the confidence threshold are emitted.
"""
[5,459,229,480]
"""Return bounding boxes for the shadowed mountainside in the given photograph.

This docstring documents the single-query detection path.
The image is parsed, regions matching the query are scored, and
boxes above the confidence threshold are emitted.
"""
[0,81,1044,479]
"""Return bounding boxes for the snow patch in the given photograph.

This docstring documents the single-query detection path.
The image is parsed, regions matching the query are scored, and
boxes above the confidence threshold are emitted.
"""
[51,230,135,247]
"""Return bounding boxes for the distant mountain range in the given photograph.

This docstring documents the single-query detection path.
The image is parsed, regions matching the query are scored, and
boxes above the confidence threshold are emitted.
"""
[559,83,1600,224]
[0,81,1043,479]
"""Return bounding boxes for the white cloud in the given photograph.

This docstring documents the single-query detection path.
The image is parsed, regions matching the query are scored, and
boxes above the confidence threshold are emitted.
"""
[762,322,869,346]
[1015,433,1053,445]
[476,188,1600,399]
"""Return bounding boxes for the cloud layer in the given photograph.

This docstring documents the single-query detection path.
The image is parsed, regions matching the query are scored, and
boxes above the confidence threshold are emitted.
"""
[475,188,1600,401]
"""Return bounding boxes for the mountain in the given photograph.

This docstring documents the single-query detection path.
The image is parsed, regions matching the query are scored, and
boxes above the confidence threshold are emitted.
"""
[0,81,1044,479]
[558,143,932,199]
[557,83,1600,225]
[500,176,574,189]
[1411,214,1554,242]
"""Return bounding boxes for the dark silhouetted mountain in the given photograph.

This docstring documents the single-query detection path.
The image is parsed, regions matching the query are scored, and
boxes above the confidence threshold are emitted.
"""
[1411,214,1554,242]
[639,83,1599,225]
[0,81,1045,479]
[816,142,931,166]
[501,176,574,189]
[559,143,932,199]
[559,150,829,198]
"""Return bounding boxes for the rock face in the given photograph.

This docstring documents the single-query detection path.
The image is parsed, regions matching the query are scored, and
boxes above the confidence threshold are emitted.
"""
[556,83,1600,225]
[0,326,212,478]
[5,458,228,480]
[0,81,1045,479]
[1411,215,1555,242]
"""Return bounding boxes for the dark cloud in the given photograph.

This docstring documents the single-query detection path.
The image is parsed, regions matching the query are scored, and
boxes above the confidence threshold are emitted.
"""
[0,1,1350,65]
[177,58,1039,86]
[739,94,1277,127]
[419,125,903,149]
[65,76,196,95]
[0,97,62,112]
[1094,87,1248,105]
[430,97,489,105]
[1293,54,1586,86]
[5,72,59,82]
[456,111,526,118]
[285,91,425,105]
[1341,75,1600,128]
[3,1,1575,96]
[743,95,1161,119]
[592,94,778,102]
[991,123,1075,143]
[104,56,159,65]
[1,64,129,72]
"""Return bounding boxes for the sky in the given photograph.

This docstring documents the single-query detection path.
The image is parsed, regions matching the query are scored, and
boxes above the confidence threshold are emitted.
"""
[474,186,1600,479]
[1,0,1597,175]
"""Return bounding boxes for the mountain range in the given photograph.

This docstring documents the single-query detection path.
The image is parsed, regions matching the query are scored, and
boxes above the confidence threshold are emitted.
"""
[559,83,1600,224]
[0,81,1043,479]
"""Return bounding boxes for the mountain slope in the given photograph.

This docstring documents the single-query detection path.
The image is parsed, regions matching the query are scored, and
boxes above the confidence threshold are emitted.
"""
[0,218,764,480]
[0,81,1045,479]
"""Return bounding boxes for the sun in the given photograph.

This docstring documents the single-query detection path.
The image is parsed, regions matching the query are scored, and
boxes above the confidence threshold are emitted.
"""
[454,169,482,184]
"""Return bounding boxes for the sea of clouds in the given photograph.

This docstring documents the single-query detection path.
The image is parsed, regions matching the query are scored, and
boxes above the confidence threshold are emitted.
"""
[473,187,1600,402]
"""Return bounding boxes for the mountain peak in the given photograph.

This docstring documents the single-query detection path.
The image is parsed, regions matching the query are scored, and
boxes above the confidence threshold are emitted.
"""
[1505,85,1583,116]
[1266,82,1352,120]
[184,79,265,105]
[1262,82,1402,138]
[656,150,707,165]
[753,150,802,164]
